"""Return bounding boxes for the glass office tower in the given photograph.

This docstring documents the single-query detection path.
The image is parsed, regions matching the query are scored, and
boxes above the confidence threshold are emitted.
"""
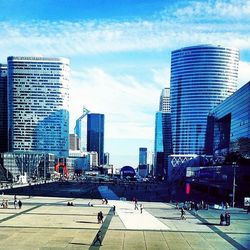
[170,45,239,155]
[206,81,250,157]
[139,147,147,165]
[87,113,104,165]
[0,64,8,152]
[154,88,172,177]
[8,56,70,157]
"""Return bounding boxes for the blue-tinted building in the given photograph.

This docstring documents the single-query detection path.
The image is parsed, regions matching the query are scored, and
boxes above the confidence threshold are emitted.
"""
[87,113,104,165]
[154,112,164,154]
[8,56,70,157]
[206,82,250,157]
[154,88,172,177]
[139,147,147,165]
[170,45,239,155]
[74,106,90,151]
[0,64,8,152]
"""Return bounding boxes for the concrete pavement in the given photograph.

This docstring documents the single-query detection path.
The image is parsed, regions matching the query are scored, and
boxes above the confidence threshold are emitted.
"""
[0,194,249,249]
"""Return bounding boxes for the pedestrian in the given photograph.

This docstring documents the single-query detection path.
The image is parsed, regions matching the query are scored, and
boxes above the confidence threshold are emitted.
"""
[195,203,199,215]
[220,213,225,226]
[180,207,186,220]
[225,212,231,226]
[99,211,104,223]
[113,205,116,215]
[93,230,102,246]
[18,200,22,209]
[140,204,143,214]
[134,199,138,210]
[14,199,17,209]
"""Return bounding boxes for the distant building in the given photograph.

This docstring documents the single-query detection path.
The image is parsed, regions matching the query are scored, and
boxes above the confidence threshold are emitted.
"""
[7,56,70,157]
[89,151,99,169]
[69,134,78,151]
[154,88,172,178]
[139,147,147,165]
[205,81,250,157]
[87,113,104,165]
[74,106,90,151]
[0,64,8,152]
[104,152,110,165]
[170,45,239,155]
[68,150,90,174]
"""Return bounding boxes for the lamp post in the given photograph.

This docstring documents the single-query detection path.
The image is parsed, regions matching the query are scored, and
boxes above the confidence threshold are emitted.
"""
[232,162,237,208]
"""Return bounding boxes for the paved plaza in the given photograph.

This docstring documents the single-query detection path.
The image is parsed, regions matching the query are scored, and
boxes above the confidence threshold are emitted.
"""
[0,193,249,249]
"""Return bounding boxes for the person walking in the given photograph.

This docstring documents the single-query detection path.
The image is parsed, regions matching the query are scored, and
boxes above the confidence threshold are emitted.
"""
[93,230,102,246]
[113,205,116,215]
[18,200,22,209]
[180,207,186,220]
[99,211,104,223]
[14,199,17,209]
[225,212,231,226]
[140,204,143,214]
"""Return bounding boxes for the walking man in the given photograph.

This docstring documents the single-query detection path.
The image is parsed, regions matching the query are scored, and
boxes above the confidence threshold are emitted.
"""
[180,207,186,220]
[140,204,143,214]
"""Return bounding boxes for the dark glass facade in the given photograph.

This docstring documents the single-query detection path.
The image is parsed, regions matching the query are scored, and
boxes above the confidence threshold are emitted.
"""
[139,147,147,165]
[170,45,239,155]
[87,113,104,165]
[206,82,250,156]
[0,64,8,152]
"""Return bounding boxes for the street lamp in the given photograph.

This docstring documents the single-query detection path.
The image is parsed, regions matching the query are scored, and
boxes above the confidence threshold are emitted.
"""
[232,162,238,208]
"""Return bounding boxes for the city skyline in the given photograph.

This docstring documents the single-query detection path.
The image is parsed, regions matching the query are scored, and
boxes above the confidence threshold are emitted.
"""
[0,0,250,167]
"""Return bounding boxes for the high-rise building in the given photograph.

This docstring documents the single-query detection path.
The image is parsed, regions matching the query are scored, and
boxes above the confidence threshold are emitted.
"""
[8,56,70,157]
[74,106,90,151]
[159,88,170,112]
[0,64,8,152]
[139,147,147,165]
[154,88,172,177]
[87,113,104,165]
[104,152,110,165]
[170,45,239,155]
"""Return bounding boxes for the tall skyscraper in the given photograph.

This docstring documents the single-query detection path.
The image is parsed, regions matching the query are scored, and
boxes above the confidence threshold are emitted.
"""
[74,106,90,151]
[154,88,172,177]
[0,64,8,152]
[170,45,239,155]
[87,113,104,165]
[8,56,70,157]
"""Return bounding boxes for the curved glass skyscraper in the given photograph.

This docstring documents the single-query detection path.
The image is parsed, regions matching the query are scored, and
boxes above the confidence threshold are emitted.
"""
[170,45,239,155]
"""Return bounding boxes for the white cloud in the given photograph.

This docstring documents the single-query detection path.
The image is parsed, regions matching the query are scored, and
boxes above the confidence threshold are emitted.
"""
[69,68,160,140]
[238,61,250,88]
[172,0,250,20]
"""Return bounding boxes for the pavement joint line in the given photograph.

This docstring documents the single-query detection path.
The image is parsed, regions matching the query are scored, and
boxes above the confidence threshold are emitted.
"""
[89,207,113,250]
[0,204,43,224]
[0,225,101,230]
[189,211,248,250]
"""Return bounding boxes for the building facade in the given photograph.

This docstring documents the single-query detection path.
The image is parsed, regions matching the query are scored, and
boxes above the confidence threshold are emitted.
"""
[206,81,250,157]
[0,64,8,152]
[154,88,172,177]
[170,45,239,155]
[87,113,104,165]
[8,56,70,157]
[139,147,147,165]
[74,106,90,151]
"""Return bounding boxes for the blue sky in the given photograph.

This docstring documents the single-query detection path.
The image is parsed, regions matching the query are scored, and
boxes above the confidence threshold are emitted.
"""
[0,0,250,167]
